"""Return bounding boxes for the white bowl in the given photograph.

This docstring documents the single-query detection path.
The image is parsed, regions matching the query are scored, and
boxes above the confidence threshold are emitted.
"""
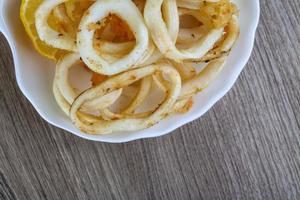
[0,0,260,143]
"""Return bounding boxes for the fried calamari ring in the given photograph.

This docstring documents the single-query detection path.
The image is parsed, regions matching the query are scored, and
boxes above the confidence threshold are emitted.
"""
[94,40,134,55]
[152,59,196,91]
[122,76,153,114]
[152,57,226,113]
[170,57,226,113]
[94,39,156,68]
[199,15,240,62]
[53,81,122,116]
[53,53,123,115]
[144,0,224,61]
[136,50,164,67]
[162,0,180,42]
[35,0,77,51]
[55,53,81,105]
[77,0,149,75]
[69,63,181,134]
[52,4,75,36]
[178,0,236,44]
[54,53,155,121]
[171,61,196,81]
[91,12,153,65]
[99,76,153,120]
[176,8,212,43]
[178,56,226,100]
[93,22,155,65]
[177,27,207,43]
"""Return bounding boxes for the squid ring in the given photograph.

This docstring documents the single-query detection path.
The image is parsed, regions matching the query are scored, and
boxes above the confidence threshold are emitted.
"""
[53,53,123,115]
[171,56,226,113]
[152,56,226,113]
[77,0,149,75]
[99,75,153,120]
[54,53,155,121]
[35,0,77,51]
[95,39,157,67]
[144,0,224,61]
[69,63,181,134]
[179,56,226,100]
[176,8,212,43]
[199,15,240,62]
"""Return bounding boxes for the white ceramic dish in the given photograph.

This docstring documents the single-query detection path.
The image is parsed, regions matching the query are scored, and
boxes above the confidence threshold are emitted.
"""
[0,0,260,143]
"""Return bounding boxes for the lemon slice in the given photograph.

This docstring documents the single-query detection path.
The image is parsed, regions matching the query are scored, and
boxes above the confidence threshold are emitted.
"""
[20,0,68,61]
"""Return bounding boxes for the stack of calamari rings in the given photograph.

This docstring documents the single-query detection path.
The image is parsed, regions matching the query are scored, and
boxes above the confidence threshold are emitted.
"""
[33,0,239,135]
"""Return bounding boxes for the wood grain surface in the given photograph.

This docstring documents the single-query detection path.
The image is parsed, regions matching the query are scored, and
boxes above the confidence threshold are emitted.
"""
[0,0,300,199]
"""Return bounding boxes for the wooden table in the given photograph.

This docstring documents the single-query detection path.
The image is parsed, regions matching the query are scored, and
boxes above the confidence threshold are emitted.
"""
[0,1,299,199]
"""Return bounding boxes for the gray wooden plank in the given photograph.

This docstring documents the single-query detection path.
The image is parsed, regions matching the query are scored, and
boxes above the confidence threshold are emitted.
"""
[0,171,17,200]
[0,0,300,199]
